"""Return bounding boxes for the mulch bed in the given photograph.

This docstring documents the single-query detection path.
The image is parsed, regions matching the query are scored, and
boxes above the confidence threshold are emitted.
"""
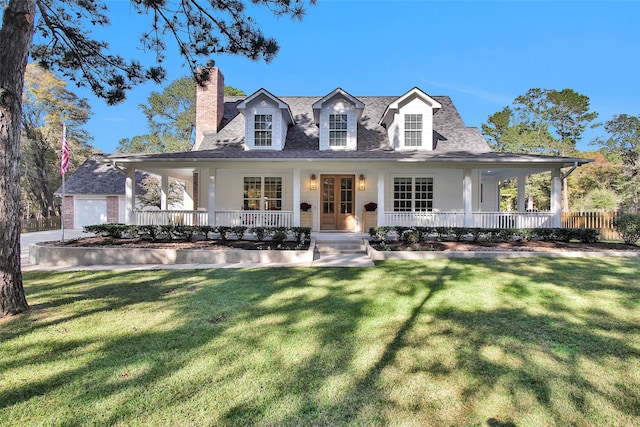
[370,240,640,252]
[42,236,309,251]
[41,237,640,252]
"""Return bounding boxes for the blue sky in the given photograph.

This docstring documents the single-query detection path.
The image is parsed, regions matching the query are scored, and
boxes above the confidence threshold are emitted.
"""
[72,0,640,153]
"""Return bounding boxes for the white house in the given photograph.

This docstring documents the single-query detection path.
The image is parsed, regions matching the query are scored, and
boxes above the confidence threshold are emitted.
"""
[69,65,591,232]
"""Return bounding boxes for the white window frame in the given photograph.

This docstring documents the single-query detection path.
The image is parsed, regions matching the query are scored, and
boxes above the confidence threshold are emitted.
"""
[393,176,434,212]
[329,113,348,147]
[254,114,273,147]
[243,176,282,210]
[404,114,423,147]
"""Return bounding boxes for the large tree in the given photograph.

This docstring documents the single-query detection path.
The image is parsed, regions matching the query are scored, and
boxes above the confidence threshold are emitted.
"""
[482,88,598,211]
[116,77,245,153]
[1,0,315,316]
[21,63,93,218]
[597,114,640,213]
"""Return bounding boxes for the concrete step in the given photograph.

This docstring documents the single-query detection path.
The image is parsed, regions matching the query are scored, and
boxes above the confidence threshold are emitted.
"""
[316,243,366,254]
[314,237,367,254]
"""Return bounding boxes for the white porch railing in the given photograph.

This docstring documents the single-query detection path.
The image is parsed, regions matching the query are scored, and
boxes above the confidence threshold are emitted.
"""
[384,212,465,227]
[472,212,553,229]
[134,210,208,226]
[215,210,294,228]
[384,211,555,229]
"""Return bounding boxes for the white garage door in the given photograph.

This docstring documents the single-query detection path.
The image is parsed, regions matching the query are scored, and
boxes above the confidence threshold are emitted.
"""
[75,198,108,227]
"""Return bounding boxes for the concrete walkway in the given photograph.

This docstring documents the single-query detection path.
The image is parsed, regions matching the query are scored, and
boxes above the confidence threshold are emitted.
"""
[21,229,375,271]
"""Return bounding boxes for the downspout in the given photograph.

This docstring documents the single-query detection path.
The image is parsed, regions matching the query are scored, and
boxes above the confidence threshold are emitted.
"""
[561,161,579,180]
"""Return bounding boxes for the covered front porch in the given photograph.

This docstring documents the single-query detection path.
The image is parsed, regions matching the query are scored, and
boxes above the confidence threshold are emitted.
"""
[116,158,571,231]
[129,209,556,229]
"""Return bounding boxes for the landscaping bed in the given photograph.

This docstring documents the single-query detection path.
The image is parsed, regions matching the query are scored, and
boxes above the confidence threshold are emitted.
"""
[369,240,640,252]
[42,236,310,251]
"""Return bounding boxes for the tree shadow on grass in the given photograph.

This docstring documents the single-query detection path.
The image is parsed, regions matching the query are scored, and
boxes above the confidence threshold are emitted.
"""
[3,258,639,425]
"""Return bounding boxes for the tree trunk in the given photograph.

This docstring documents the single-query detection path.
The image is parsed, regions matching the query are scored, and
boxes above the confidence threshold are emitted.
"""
[0,0,35,316]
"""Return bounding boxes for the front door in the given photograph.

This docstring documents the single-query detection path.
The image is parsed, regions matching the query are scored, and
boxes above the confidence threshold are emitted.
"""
[320,175,355,231]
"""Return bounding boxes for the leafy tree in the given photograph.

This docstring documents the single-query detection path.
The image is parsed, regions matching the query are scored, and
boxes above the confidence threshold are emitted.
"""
[21,63,93,218]
[483,88,598,211]
[568,152,624,211]
[117,77,245,153]
[1,0,315,316]
[597,114,640,213]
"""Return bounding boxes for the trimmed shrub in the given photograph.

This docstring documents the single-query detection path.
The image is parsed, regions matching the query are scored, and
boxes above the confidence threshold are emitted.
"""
[291,227,311,244]
[253,227,269,242]
[230,226,247,240]
[217,226,231,241]
[271,228,287,244]
[613,214,640,245]
[83,224,127,238]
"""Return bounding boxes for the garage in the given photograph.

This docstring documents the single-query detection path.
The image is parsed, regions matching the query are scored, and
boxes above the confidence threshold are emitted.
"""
[74,198,108,227]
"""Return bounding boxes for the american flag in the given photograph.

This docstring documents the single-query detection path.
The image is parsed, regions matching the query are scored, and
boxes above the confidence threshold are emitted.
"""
[60,123,70,175]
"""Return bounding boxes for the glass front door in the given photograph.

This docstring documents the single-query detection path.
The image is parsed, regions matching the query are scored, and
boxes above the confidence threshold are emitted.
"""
[320,175,355,231]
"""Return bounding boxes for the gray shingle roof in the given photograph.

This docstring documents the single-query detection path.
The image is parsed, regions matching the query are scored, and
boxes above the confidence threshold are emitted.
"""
[56,155,148,195]
[196,95,492,156]
[103,93,590,167]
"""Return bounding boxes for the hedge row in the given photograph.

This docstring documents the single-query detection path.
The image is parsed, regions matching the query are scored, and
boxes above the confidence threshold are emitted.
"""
[83,224,312,244]
[369,226,600,244]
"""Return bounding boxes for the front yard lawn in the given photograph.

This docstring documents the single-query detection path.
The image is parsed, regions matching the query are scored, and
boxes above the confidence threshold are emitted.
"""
[2,258,639,426]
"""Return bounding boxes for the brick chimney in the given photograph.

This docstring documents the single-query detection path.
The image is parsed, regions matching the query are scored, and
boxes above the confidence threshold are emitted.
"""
[194,62,224,150]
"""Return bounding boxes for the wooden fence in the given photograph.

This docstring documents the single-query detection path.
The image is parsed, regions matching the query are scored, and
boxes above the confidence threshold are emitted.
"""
[21,216,62,233]
[562,211,620,241]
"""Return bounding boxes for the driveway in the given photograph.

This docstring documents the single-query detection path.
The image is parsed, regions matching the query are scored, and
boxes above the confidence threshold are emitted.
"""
[21,229,91,268]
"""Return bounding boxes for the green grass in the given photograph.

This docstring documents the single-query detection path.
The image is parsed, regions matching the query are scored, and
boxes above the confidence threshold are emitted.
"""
[1,258,639,426]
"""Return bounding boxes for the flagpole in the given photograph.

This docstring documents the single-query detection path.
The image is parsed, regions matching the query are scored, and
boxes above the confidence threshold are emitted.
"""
[61,172,66,242]
[60,123,69,242]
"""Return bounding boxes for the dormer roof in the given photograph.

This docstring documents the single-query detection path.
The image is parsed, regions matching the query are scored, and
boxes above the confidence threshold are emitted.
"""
[237,88,295,125]
[378,87,442,128]
[312,88,365,124]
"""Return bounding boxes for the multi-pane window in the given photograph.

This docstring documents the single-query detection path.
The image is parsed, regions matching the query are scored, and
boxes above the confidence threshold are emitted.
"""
[243,177,282,210]
[254,114,273,147]
[404,114,423,147]
[329,114,348,146]
[393,177,433,212]
[263,177,283,210]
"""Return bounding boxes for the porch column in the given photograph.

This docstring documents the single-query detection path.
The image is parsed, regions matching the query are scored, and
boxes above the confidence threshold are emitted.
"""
[183,181,194,210]
[517,173,526,212]
[293,168,301,227]
[463,168,473,227]
[207,168,216,226]
[377,171,385,226]
[160,175,169,210]
[551,168,562,227]
[125,167,135,225]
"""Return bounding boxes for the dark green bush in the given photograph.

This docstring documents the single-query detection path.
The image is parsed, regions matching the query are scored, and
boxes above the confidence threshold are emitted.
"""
[253,227,269,242]
[271,229,287,244]
[217,226,231,241]
[402,229,420,244]
[230,226,247,240]
[613,214,640,245]
[434,227,452,241]
[290,227,311,244]
[370,226,392,242]
[452,227,470,242]
[83,224,127,238]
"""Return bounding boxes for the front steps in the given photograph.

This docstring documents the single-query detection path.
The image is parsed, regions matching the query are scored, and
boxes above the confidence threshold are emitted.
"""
[311,233,375,267]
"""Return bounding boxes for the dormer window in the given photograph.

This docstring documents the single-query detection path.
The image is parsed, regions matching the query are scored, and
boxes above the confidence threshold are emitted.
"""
[254,114,273,147]
[379,88,442,151]
[329,114,348,147]
[313,88,365,151]
[404,114,423,147]
[237,89,294,151]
